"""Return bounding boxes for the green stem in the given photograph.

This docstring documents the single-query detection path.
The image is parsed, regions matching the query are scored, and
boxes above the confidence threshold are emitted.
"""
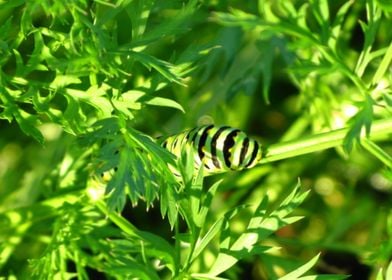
[259,118,392,164]
[96,200,141,235]
[361,138,392,168]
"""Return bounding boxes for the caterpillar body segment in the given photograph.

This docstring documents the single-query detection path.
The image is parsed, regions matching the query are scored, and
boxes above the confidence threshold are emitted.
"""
[160,125,263,176]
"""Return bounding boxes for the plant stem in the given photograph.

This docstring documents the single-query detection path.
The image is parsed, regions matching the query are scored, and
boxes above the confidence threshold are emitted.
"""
[361,138,392,168]
[259,118,392,164]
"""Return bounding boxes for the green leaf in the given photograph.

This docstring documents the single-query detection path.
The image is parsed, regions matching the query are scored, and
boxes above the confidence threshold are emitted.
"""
[104,257,161,280]
[159,179,179,229]
[193,179,222,227]
[96,201,176,275]
[387,260,392,280]
[355,1,382,77]
[88,119,179,223]
[191,215,224,263]
[329,1,353,50]
[383,92,392,106]
[142,96,185,113]
[310,0,330,43]
[130,51,185,85]
[126,0,153,39]
[108,238,176,277]
[63,94,87,134]
[66,86,113,118]
[256,40,274,104]
[14,109,44,144]
[279,253,320,280]
[209,182,307,276]
[372,43,392,86]
[111,90,144,119]
[343,96,373,152]
[113,89,184,117]
[49,75,82,89]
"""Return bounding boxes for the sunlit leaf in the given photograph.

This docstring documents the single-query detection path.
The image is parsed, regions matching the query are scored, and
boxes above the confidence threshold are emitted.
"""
[209,182,307,276]
[279,253,320,280]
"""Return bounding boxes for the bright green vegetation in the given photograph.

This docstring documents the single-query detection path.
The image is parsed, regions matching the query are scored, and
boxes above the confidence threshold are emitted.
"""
[0,0,391,279]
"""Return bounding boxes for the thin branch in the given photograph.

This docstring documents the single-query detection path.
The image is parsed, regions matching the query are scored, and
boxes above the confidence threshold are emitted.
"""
[259,118,392,164]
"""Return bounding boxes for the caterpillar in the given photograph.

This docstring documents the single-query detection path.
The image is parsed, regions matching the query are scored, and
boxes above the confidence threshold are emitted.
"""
[160,125,263,175]
[95,125,263,184]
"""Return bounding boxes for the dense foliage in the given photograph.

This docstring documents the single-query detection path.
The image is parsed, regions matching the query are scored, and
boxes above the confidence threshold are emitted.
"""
[0,0,391,279]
